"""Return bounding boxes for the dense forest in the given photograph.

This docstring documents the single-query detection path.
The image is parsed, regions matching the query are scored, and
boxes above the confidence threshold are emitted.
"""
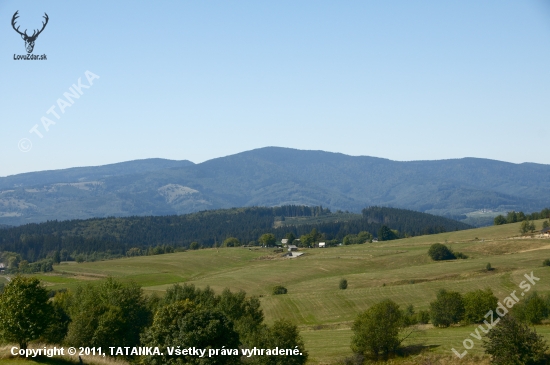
[0,205,470,265]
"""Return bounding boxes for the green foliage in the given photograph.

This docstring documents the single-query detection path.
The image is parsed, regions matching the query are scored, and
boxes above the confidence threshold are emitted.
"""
[416,310,430,325]
[486,263,493,271]
[65,277,150,350]
[189,241,200,250]
[0,276,53,349]
[520,220,536,234]
[285,232,296,244]
[141,300,241,365]
[223,237,241,247]
[427,243,456,261]
[299,228,322,247]
[343,231,372,245]
[543,259,550,267]
[351,299,403,359]
[402,304,417,327]
[494,215,507,225]
[377,225,398,241]
[259,233,276,247]
[339,278,348,290]
[513,292,549,325]
[483,315,548,365]
[429,289,465,327]
[543,220,550,229]
[272,285,288,295]
[453,251,468,259]
[463,289,498,324]
[246,319,308,365]
[41,291,71,344]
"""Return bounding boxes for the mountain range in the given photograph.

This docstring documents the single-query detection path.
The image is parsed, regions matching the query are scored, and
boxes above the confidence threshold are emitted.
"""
[1,147,549,226]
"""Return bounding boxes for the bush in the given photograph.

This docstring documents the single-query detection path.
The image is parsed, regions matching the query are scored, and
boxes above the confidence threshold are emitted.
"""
[402,304,417,326]
[189,242,200,250]
[339,279,348,290]
[486,263,493,271]
[430,289,464,327]
[416,310,430,324]
[454,251,468,259]
[351,299,403,359]
[543,259,550,267]
[272,285,288,295]
[428,243,456,261]
[513,292,549,325]
[483,315,548,365]
[463,289,498,324]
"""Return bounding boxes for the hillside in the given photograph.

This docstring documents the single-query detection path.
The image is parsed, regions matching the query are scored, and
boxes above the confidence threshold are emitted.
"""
[21,219,550,364]
[0,206,470,262]
[1,147,550,225]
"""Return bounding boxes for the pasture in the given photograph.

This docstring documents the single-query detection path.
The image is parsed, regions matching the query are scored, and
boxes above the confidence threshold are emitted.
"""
[6,219,550,364]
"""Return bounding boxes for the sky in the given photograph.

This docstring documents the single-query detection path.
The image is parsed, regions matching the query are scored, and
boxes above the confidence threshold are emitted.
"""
[1,1,550,177]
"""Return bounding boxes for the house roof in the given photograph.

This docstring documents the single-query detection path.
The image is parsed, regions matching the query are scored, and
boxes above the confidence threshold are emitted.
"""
[281,239,288,244]
[288,245,298,249]
[542,227,550,233]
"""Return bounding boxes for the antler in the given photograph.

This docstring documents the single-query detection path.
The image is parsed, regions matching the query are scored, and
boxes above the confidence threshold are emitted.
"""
[32,13,49,38]
[11,11,27,37]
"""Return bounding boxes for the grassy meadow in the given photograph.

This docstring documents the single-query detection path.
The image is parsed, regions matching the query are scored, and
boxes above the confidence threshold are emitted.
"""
[3,219,550,364]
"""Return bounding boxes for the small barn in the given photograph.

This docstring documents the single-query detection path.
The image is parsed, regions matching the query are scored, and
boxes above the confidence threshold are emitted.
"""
[281,238,289,246]
[541,227,550,238]
[288,245,298,252]
[318,242,326,248]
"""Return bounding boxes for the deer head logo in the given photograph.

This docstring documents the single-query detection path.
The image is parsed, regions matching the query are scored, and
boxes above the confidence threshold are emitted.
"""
[12,11,49,54]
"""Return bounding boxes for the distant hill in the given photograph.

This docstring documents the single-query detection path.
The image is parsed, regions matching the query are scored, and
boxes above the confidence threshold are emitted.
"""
[0,206,470,262]
[1,147,549,225]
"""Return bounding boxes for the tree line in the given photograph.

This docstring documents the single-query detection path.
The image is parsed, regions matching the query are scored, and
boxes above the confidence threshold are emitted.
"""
[0,206,470,265]
[493,208,550,228]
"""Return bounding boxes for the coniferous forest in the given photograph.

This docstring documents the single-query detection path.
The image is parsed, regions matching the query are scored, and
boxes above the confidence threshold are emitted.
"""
[0,206,470,265]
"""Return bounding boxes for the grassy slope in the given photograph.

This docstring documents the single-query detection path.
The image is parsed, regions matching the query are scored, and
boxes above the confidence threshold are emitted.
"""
[16,220,550,364]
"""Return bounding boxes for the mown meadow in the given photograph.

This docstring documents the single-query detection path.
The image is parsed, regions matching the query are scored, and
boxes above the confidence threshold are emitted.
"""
[4,219,550,364]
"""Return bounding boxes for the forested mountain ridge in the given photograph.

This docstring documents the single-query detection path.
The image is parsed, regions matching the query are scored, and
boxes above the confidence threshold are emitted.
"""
[0,206,470,263]
[1,147,549,225]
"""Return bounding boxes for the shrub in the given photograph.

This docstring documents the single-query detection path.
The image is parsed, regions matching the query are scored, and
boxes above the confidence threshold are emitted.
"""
[454,251,468,259]
[189,242,200,250]
[486,263,493,271]
[402,304,417,326]
[416,310,430,324]
[351,299,403,359]
[483,315,548,365]
[543,259,550,267]
[513,292,549,325]
[272,285,288,295]
[339,279,348,290]
[463,289,498,324]
[428,243,456,261]
[430,289,464,327]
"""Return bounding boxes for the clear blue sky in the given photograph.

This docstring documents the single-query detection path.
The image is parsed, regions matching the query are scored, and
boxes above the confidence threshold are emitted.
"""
[1,1,549,177]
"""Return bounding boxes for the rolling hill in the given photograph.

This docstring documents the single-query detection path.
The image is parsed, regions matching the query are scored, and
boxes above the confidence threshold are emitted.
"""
[1,147,549,225]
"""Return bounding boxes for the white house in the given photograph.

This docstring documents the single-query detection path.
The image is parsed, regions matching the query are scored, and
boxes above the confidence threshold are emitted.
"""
[318,242,326,248]
[281,239,289,246]
[288,245,298,252]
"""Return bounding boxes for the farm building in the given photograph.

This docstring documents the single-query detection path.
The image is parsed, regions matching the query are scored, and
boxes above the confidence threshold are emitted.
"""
[318,242,326,248]
[541,227,550,237]
[281,238,288,246]
[288,245,298,252]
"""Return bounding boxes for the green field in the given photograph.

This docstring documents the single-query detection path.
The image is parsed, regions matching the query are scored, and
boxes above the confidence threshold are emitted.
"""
[3,220,550,364]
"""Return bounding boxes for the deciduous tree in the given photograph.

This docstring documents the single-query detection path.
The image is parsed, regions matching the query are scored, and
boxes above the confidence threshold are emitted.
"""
[0,276,53,350]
